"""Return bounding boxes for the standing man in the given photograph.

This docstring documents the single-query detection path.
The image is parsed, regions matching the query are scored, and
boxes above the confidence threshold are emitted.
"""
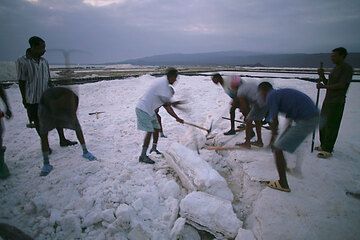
[17,36,76,147]
[16,48,35,128]
[212,74,242,135]
[235,81,267,149]
[258,82,320,192]
[0,86,12,179]
[316,47,353,158]
[136,68,184,164]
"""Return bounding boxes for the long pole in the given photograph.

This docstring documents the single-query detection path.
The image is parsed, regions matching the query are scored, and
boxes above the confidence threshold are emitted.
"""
[311,62,323,152]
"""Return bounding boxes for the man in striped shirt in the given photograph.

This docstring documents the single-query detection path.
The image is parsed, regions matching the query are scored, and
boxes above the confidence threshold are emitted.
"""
[17,36,76,147]
[16,48,35,128]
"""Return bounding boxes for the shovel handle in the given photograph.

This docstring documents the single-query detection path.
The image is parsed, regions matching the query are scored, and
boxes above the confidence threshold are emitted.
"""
[184,121,209,133]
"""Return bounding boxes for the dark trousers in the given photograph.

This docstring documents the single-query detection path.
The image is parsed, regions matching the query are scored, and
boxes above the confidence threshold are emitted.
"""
[26,104,40,134]
[320,101,345,152]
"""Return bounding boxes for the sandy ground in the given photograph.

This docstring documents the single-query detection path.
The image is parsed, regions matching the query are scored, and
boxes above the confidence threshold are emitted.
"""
[0,74,359,239]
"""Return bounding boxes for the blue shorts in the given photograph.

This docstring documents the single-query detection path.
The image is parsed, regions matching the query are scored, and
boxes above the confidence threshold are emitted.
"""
[136,108,160,132]
[274,115,320,153]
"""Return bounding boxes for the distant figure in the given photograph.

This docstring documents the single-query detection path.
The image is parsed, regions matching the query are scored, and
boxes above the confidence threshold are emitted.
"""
[38,87,96,176]
[212,74,242,135]
[0,86,12,179]
[316,47,353,158]
[136,68,184,164]
[16,48,35,128]
[259,82,320,192]
[16,36,77,147]
[235,80,268,148]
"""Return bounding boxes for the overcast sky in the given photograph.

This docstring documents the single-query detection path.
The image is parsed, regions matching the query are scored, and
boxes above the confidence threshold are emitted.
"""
[1,0,359,63]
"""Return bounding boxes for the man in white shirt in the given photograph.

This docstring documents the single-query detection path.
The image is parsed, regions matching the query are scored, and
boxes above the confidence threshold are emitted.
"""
[17,36,76,148]
[136,68,184,164]
[235,80,268,148]
[212,74,242,135]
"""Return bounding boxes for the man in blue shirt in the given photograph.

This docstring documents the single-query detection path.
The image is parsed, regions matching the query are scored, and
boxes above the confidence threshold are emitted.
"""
[258,82,320,192]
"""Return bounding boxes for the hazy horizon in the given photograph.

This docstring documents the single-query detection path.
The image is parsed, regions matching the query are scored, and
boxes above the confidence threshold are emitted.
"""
[1,0,360,64]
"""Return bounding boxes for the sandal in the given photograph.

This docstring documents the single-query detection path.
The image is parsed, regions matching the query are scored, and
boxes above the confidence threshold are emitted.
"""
[317,151,332,159]
[314,146,323,151]
[251,141,264,148]
[267,180,291,192]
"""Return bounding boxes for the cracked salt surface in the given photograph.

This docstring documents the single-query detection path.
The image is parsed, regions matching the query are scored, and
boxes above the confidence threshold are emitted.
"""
[1,74,359,239]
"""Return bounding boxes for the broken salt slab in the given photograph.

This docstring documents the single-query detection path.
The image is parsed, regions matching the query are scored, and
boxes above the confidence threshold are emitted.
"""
[179,191,242,239]
[235,228,256,240]
[164,142,234,202]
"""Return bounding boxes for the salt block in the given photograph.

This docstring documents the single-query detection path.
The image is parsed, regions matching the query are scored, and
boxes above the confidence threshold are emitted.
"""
[180,225,201,240]
[159,180,181,199]
[235,228,256,240]
[82,211,103,227]
[163,197,180,229]
[49,209,62,225]
[59,214,81,239]
[115,204,134,221]
[23,202,36,215]
[102,209,115,223]
[180,191,242,239]
[164,142,234,202]
[128,224,150,240]
[170,217,186,239]
[132,198,144,211]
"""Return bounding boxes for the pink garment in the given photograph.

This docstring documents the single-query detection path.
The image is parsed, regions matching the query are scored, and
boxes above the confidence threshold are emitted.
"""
[230,75,242,90]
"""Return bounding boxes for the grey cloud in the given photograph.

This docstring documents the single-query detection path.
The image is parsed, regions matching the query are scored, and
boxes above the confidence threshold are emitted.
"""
[1,0,359,63]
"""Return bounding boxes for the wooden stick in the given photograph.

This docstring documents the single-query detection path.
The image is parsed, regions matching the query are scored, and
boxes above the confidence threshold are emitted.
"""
[311,62,323,153]
[184,121,210,133]
[205,146,245,151]
[89,111,105,115]
[222,117,270,130]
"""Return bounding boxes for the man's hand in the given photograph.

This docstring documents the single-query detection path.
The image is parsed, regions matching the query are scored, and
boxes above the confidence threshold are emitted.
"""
[5,109,12,119]
[317,83,326,89]
[176,117,184,124]
[317,68,325,77]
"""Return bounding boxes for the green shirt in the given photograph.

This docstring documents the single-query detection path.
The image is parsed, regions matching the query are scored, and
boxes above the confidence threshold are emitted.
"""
[324,62,353,103]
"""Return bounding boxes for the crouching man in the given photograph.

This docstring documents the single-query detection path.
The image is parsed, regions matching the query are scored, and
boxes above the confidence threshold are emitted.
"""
[38,87,96,176]
[258,82,321,192]
[136,68,184,164]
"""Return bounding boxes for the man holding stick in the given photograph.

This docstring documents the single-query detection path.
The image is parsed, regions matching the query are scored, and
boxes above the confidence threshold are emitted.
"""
[316,47,353,158]
[136,68,184,164]
[235,80,268,148]
[212,74,242,135]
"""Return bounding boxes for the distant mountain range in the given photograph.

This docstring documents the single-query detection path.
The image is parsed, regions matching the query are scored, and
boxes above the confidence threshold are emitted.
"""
[118,50,360,68]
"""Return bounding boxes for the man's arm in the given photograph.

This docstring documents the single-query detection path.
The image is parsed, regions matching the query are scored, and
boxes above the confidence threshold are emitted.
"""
[318,67,353,90]
[269,116,279,147]
[19,80,27,107]
[163,104,184,123]
[317,68,328,85]
[0,87,12,119]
